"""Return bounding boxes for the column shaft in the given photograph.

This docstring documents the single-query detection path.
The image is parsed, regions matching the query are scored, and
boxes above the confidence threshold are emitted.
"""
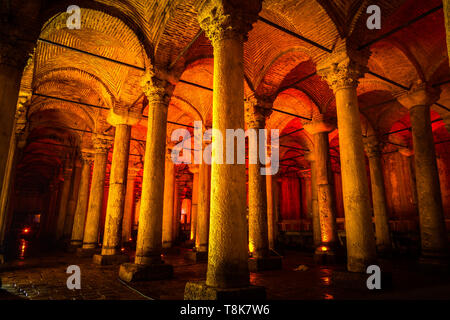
[102,124,131,255]
[63,162,82,239]
[71,156,92,246]
[162,152,175,248]
[135,90,169,265]
[122,172,137,243]
[55,165,73,240]
[190,169,199,242]
[195,162,211,252]
[410,105,447,257]
[82,146,109,249]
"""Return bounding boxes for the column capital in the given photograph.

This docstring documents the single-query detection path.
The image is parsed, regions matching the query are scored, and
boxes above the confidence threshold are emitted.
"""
[244,95,272,129]
[128,166,140,179]
[140,65,177,105]
[398,147,414,157]
[317,40,369,93]
[92,135,113,154]
[80,149,95,165]
[397,81,440,110]
[363,135,381,158]
[197,0,262,45]
[303,114,336,135]
[107,104,142,126]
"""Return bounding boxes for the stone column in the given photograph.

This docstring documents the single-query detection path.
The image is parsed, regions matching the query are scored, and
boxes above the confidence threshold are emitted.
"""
[190,165,199,243]
[95,110,140,265]
[55,159,73,240]
[444,0,450,67]
[304,115,339,263]
[317,45,376,272]
[70,150,93,248]
[186,148,211,262]
[364,136,392,255]
[184,0,265,299]
[122,167,139,243]
[77,135,111,257]
[162,148,175,249]
[245,96,281,272]
[63,158,82,240]
[397,82,448,262]
[119,67,175,282]
[305,152,321,247]
[173,181,180,243]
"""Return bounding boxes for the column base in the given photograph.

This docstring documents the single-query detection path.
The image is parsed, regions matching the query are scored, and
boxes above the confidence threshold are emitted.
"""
[66,241,83,253]
[248,256,282,272]
[93,253,129,265]
[76,247,101,258]
[418,254,450,272]
[332,270,393,291]
[184,250,208,262]
[118,262,173,282]
[184,281,266,300]
[314,246,340,265]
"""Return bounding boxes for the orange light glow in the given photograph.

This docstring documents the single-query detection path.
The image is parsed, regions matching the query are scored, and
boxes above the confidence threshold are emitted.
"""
[248,242,254,253]
[121,248,125,252]
[23,228,30,234]
[319,246,328,252]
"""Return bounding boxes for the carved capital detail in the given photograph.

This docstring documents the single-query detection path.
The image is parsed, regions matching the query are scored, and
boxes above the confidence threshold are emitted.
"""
[303,114,336,134]
[244,95,272,129]
[317,40,369,93]
[140,65,176,106]
[397,80,440,110]
[80,149,95,165]
[92,135,113,154]
[363,135,381,158]
[198,0,262,45]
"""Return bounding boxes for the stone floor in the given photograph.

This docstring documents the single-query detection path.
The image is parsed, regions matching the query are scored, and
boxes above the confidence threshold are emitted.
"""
[1,244,450,300]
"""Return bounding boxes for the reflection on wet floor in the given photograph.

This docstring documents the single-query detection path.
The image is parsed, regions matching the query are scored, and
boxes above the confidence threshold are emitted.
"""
[19,239,28,260]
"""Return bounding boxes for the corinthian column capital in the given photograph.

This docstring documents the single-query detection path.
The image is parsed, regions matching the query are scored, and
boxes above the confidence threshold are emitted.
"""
[197,0,262,45]
[244,95,272,129]
[317,39,369,93]
[140,65,177,105]
[363,135,382,158]
[92,135,113,154]
[303,114,336,135]
[397,80,440,109]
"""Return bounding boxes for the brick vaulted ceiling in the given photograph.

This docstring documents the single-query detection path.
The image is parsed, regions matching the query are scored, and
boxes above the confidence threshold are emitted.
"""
[9,0,450,189]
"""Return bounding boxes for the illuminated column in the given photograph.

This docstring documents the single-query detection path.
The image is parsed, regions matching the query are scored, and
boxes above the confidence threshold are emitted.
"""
[55,159,73,240]
[397,82,448,262]
[173,182,180,243]
[77,135,111,256]
[190,165,199,243]
[317,45,376,272]
[364,136,392,255]
[305,152,321,247]
[94,111,140,265]
[186,149,211,261]
[444,0,450,67]
[304,115,339,263]
[185,0,266,299]
[162,148,175,249]
[63,159,82,240]
[119,67,175,282]
[70,150,93,248]
[122,167,139,243]
[245,96,281,272]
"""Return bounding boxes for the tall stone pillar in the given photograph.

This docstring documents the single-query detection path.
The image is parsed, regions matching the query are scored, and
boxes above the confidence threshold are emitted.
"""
[190,165,199,243]
[184,0,266,299]
[186,149,211,262]
[122,167,139,243]
[63,158,82,240]
[245,96,281,271]
[55,159,74,240]
[94,110,140,265]
[119,66,176,281]
[397,82,448,262]
[444,0,450,67]
[364,136,392,255]
[305,152,321,247]
[317,44,377,272]
[70,150,93,248]
[162,148,175,249]
[77,135,111,257]
[304,115,339,263]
